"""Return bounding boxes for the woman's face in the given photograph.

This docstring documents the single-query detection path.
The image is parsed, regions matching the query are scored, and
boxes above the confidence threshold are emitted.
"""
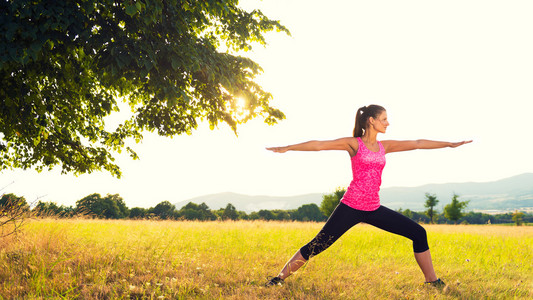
[370,111,389,133]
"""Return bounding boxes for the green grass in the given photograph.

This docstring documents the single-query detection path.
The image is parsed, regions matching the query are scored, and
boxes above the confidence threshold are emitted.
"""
[1,219,532,299]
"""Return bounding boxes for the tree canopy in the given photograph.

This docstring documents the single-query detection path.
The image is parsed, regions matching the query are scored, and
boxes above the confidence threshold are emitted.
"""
[0,0,288,177]
[151,200,177,219]
[424,193,439,224]
[292,203,325,222]
[443,193,469,224]
[221,203,238,220]
[75,193,128,218]
[320,187,345,218]
[512,211,524,226]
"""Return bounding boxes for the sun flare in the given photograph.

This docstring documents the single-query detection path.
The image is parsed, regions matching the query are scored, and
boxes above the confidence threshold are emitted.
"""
[235,97,246,111]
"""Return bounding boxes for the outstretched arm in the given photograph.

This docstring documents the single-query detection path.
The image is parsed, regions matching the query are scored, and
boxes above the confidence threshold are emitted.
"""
[266,137,358,155]
[382,139,472,154]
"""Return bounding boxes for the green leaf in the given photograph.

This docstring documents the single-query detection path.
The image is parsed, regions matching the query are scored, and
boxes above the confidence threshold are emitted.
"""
[171,57,179,71]
[30,42,42,53]
[180,91,190,103]
[168,96,177,107]
[33,136,41,146]
[116,56,125,69]
[5,23,18,41]
[125,5,137,17]
[8,48,17,60]
[86,3,95,14]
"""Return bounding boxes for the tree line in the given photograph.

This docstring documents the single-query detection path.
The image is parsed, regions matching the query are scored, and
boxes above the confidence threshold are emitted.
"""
[0,193,327,222]
[1,190,531,225]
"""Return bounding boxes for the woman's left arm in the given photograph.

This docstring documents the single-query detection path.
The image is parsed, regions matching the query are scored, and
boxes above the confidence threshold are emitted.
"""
[382,139,472,154]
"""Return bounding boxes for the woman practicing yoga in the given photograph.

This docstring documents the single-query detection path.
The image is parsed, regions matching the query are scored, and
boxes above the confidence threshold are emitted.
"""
[265,104,472,287]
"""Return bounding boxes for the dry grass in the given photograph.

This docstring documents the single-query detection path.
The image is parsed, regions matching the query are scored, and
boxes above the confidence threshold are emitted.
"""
[0,219,531,299]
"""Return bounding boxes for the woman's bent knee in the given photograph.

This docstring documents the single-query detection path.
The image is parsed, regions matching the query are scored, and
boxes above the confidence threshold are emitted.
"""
[413,225,429,253]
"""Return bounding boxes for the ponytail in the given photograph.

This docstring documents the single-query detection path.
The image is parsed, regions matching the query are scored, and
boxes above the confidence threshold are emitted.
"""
[353,107,366,137]
[353,105,386,137]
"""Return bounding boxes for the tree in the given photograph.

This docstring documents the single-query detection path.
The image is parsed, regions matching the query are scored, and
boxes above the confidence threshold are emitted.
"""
[512,211,525,226]
[75,193,127,218]
[424,193,439,224]
[0,193,28,211]
[462,211,494,225]
[222,203,238,220]
[272,209,290,221]
[248,211,260,220]
[33,200,62,217]
[293,204,326,222]
[0,193,30,237]
[179,202,202,220]
[198,202,217,221]
[102,194,129,218]
[98,197,121,219]
[129,207,147,219]
[75,193,102,217]
[399,208,414,220]
[151,200,177,219]
[180,202,217,220]
[399,208,429,223]
[181,208,201,220]
[443,193,469,224]
[258,209,275,220]
[320,187,345,218]
[0,0,288,177]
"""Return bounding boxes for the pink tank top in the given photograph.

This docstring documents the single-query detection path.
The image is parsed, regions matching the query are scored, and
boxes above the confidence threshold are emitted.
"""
[341,137,386,211]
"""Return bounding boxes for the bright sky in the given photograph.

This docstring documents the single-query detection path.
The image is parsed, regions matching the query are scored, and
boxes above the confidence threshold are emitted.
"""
[2,0,533,209]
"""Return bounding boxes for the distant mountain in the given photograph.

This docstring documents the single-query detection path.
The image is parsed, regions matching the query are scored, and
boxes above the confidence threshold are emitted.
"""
[174,173,533,213]
[174,192,323,213]
[380,173,533,211]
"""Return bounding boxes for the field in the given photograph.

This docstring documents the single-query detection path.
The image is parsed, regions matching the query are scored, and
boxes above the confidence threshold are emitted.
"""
[0,219,532,299]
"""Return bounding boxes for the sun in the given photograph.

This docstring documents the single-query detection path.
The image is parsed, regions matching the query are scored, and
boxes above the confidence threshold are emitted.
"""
[223,97,249,123]
[235,97,246,111]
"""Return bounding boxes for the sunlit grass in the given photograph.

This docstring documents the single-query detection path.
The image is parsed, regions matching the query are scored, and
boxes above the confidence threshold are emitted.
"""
[0,219,531,299]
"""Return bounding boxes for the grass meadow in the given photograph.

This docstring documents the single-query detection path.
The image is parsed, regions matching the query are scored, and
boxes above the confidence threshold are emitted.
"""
[0,219,532,299]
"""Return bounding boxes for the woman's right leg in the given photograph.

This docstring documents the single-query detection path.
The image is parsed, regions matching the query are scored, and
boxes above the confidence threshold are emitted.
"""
[364,206,438,282]
[275,203,362,280]
[414,249,438,282]
[277,249,306,280]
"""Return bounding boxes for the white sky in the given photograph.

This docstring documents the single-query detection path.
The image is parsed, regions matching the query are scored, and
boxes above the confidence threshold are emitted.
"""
[2,0,533,208]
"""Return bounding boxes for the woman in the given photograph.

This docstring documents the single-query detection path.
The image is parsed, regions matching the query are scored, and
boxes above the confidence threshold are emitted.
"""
[264,104,472,287]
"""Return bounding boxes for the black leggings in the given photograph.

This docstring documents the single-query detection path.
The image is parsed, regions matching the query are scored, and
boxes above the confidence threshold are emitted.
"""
[300,202,429,260]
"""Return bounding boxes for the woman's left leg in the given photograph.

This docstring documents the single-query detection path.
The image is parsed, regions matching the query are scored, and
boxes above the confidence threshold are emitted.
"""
[364,206,438,282]
[274,203,363,281]
[414,250,438,282]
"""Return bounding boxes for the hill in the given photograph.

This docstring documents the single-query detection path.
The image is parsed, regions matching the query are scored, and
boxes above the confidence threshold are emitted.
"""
[174,192,322,213]
[380,173,533,212]
[174,173,533,213]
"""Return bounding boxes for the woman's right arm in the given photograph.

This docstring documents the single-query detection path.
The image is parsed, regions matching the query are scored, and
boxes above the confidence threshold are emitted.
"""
[266,137,358,156]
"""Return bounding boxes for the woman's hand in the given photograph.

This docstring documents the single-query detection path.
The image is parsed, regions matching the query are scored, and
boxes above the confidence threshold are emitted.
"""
[449,140,473,148]
[266,146,289,153]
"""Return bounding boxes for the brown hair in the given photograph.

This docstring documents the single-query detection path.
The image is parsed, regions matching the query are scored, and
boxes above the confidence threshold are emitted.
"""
[353,105,386,137]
